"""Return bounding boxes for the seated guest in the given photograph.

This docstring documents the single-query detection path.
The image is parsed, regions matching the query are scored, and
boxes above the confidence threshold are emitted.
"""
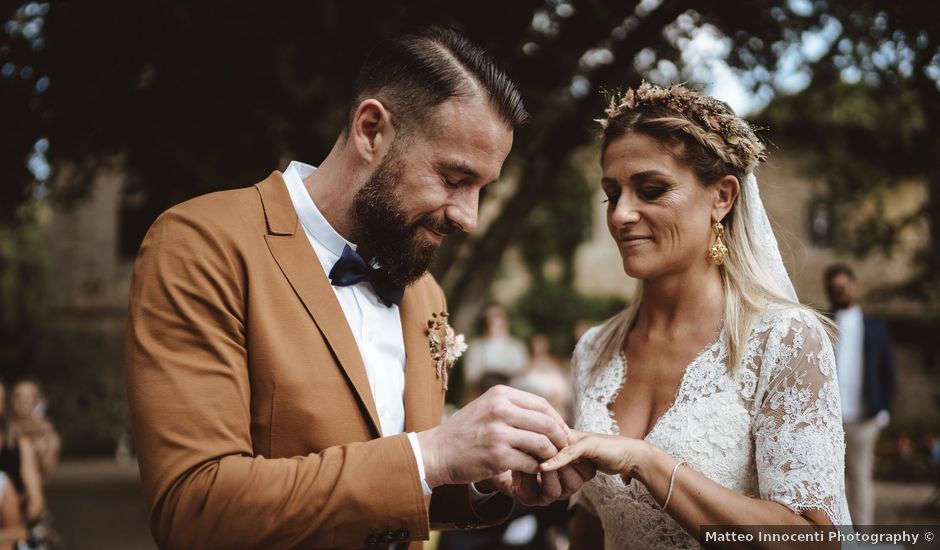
[0,381,44,524]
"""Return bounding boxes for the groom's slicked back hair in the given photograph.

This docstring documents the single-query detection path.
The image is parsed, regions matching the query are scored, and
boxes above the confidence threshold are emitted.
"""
[346,26,529,138]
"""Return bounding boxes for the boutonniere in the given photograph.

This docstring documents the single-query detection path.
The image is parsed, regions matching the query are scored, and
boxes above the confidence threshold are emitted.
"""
[426,312,467,390]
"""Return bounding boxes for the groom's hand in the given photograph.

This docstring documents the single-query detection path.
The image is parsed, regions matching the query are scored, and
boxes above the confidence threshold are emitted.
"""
[481,460,596,506]
[416,385,568,488]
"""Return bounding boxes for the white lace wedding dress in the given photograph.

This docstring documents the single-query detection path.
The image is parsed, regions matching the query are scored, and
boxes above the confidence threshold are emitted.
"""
[572,307,853,549]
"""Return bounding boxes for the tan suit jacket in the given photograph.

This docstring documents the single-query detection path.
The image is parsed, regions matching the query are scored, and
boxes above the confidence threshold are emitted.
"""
[125,172,512,549]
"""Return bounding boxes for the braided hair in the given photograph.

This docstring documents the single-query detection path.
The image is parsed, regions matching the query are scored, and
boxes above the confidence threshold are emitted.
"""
[599,82,765,176]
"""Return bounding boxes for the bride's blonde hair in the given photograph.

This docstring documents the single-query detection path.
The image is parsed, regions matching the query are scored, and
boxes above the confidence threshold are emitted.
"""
[590,83,831,373]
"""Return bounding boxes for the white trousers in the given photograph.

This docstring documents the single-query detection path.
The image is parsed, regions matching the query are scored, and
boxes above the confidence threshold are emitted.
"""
[843,417,880,525]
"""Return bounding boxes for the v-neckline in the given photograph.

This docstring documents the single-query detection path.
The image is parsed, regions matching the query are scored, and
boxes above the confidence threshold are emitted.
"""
[607,328,724,442]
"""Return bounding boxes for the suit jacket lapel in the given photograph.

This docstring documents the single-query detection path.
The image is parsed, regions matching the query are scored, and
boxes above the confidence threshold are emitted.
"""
[255,172,383,437]
[401,289,442,434]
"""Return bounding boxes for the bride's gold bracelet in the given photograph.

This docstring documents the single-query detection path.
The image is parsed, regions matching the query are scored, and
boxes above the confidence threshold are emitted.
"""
[662,459,685,511]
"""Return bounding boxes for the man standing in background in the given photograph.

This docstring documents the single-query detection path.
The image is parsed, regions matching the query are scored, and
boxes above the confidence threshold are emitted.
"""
[825,263,897,525]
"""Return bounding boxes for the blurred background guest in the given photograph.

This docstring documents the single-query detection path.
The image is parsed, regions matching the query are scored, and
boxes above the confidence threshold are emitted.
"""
[571,320,592,350]
[510,334,572,422]
[9,381,60,481]
[463,305,528,399]
[0,472,24,550]
[0,380,45,528]
[825,263,897,525]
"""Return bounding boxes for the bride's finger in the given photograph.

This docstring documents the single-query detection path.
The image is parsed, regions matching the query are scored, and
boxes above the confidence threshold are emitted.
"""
[539,439,588,472]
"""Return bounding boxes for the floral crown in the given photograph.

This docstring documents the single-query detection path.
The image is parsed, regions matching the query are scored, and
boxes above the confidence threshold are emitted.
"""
[598,82,766,172]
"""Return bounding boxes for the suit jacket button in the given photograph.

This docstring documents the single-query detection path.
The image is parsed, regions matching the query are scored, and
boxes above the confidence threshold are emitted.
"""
[365,533,379,546]
[395,527,410,541]
[382,529,396,543]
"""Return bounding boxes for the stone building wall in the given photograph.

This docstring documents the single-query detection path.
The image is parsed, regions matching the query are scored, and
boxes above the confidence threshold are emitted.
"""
[41,168,133,455]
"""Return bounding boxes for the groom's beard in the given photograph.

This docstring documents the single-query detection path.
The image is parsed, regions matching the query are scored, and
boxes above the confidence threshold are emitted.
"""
[352,150,456,288]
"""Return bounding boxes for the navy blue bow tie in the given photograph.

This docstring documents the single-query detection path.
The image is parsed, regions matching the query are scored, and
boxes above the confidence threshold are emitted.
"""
[328,244,404,307]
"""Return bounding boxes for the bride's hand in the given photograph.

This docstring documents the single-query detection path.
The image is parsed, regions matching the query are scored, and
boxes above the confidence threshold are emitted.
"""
[539,429,650,483]
[482,460,597,506]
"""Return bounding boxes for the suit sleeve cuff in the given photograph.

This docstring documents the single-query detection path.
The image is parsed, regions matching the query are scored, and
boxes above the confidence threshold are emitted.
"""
[407,432,433,496]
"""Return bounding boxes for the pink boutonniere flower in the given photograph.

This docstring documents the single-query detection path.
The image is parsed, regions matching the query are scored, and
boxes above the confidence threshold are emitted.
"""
[426,312,467,390]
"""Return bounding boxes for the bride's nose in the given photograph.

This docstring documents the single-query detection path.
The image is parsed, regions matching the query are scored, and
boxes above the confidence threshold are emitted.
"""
[609,192,641,227]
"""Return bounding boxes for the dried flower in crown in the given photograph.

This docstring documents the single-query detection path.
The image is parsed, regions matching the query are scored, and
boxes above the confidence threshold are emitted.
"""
[597,81,767,171]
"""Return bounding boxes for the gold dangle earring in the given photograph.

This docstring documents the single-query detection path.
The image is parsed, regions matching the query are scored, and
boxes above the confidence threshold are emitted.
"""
[710,222,729,265]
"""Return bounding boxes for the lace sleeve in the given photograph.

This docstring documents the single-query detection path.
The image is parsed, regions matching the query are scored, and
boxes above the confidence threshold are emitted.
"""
[752,311,850,525]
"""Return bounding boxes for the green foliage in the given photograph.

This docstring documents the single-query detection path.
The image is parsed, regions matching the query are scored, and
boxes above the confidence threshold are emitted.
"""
[511,278,626,358]
[761,82,925,189]
[34,323,130,456]
[752,1,940,302]
[518,161,595,283]
[760,81,922,250]
[511,158,618,357]
[758,82,938,300]
[0,4,46,223]
[0,202,48,381]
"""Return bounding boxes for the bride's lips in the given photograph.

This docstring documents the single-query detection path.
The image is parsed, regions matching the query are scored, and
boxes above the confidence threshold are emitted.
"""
[619,234,653,248]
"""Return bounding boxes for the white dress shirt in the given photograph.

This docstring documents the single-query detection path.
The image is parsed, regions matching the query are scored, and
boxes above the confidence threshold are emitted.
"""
[282,161,432,495]
[835,305,865,422]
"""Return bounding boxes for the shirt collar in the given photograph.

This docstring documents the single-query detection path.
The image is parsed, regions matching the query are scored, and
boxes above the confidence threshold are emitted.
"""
[281,160,356,262]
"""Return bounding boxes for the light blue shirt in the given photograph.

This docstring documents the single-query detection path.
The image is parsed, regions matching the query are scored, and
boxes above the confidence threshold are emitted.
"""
[835,305,864,421]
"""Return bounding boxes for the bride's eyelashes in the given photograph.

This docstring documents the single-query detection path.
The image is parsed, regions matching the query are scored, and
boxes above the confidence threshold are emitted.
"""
[601,185,671,204]
[601,183,620,204]
[637,184,670,201]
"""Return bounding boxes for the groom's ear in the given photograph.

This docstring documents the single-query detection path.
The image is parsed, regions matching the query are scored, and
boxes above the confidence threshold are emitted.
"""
[711,175,740,223]
[350,99,396,164]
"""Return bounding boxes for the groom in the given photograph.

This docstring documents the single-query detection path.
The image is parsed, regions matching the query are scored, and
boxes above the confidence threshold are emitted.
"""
[125,26,593,549]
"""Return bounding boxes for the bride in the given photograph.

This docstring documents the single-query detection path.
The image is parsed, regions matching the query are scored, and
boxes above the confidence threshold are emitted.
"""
[540,83,852,548]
